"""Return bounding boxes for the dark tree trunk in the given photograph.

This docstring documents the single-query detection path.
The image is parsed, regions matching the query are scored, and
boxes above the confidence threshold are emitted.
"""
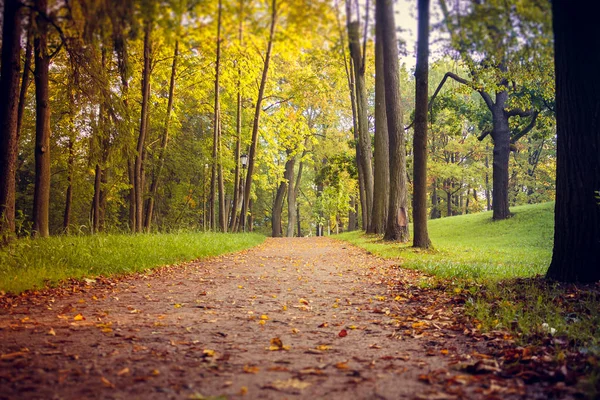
[430,180,440,219]
[0,0,22,239]
[32,0,51,238]
[484,151,491,211]
[145,41,178,232]
[241,0,277,232]
[128,160,136,231]
[370,20,389,235]
[16,14,33,145]
[378,0,409,242]
[93,163,102,233]
[296,204,301,237]
[63,137,74,233]
[272,157,293,237]
[134,20,152,233]
[229,0,244,232]
[491,106,511,220]
[412,0,431,248]
[347,19,374,228]
[546,1,600,282]
[286,156,298,237]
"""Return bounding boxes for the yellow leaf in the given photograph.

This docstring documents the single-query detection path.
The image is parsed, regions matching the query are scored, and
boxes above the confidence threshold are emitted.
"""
[260,315,269,320]
[243,365,259,374]
[258,320,266,326]
[375,296,385,301]
[203,349,215,357]
[73,314,84,321]
[117,368,130,376]
[412,321,428,329]
[101,376,114,388]
[21,317,30,323]
[240,386,248,395]
[441,349,449,355]
[47,328,56,336]
[174,304,182,308]
[335,362,349,370]
[348,325,358,330]
[299,298,309,305]
[151,369,160,376]
[238,285,244,289]
[316,345,330,351]
[282,305,287,311]
[291,328,299,334]
[332,304,338,308]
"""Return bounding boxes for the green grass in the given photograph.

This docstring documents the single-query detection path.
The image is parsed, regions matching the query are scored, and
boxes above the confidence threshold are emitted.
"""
[336,202,554,280]
[0,232,265,294]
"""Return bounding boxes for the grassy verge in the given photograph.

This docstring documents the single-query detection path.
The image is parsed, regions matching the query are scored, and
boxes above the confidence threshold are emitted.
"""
[336,202,600,358]
[0,232,265,294]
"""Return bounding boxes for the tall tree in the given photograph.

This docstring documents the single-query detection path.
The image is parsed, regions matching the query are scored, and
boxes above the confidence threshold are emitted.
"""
[0,0,23,240]
[134,16,153,233]
[145,40,179,232]
[546,1,600,282]
[32,0,52,237]
[241,0,277,232]
[229,0,245,232]
[369,11,389,235]
[345,0,374,230]
[378,0,409,242]
[412,0,431,248]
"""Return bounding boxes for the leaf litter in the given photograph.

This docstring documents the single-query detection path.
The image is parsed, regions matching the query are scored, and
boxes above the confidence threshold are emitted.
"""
[0,237,586,399]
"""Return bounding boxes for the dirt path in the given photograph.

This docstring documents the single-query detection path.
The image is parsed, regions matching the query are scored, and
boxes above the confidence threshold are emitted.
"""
[0,238,545,399]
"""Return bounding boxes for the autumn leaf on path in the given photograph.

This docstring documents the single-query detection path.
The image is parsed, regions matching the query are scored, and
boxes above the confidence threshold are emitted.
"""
[338,329,348,337]
[268,337,290,351]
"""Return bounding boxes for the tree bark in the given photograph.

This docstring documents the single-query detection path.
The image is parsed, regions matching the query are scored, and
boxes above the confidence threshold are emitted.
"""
[32,0,51,238]
[0,0,22,240]
[546,0,600,282]
[272,162,291,238]
[16,13,33,145]
[412,0,431,248]
[370,12,390,235]
[63,136,74,233]
[134,20,152,233]
[378,0,409,242]
[145,40,178,232]
[241,0,277,232]
[285,156,298,237]
[229,0,244,232]
[347,20,374,229]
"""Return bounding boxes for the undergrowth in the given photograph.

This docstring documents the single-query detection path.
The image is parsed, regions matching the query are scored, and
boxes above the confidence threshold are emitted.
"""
[0,232,265,294]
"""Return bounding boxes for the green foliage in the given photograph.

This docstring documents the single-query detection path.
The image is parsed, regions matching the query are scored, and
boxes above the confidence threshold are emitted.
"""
[336,202,553,279]
[0,232,265,294]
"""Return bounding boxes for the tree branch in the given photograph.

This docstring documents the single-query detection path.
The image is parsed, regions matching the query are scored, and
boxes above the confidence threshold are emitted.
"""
[506,108,534,118]
[510,110,539,143]
[477,130,491,141]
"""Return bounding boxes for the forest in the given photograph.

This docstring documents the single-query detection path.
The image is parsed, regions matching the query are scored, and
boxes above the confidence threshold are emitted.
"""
[1,0,600,398]
[0,0,557,237]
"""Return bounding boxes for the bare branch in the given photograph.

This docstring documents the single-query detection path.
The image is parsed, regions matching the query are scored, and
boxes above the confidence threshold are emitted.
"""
[477,130,491,141]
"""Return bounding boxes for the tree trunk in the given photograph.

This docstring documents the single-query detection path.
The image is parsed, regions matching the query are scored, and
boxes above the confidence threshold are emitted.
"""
[63,137,74,233]
[490,106,511,220]
[348,196,357,231]
[272,157,293,237]
[16,13,33,145]
[32,0,51,238]
[370,20,389,235]
[347,20,374,229]
[128,160,136,231]
[134,20,152,233]
[0,0,22,240]
[296,204,301,237]
[412,0,431,248]
[430,179,440,219]
[378,0,409,242]
[229,0,244,232]
[546,1,600,282]
[145,41,178,232]
[93,163,101,233]
[285,156,297,237]
[241,0,277,232]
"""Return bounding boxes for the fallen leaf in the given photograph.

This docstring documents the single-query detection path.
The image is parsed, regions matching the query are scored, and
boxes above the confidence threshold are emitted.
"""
[316,345,330,351]
[73,314,84,321]
[47,328,56,336]
[101,376,115,388]
[239,386,248,396]
[243,365,259,374]
[260,315,269,320]
[335,361,349,370]
[203,349,215,357]
[318,322,328,328]
[117,368,130,376]
[263,378,310,391]
[338,329,348,338]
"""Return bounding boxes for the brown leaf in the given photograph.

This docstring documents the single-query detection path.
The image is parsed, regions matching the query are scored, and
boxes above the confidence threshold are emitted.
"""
[338,329,348,337]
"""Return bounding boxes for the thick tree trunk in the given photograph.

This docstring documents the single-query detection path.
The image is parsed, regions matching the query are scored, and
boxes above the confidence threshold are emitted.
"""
[348,196,357,231]
[145,41,178,232]
[0,0,22,240]
[241,0,277,232]
[347,21,374,229]
[546,1,600,282]
[32,0,51,238]
[378,0,409,242]
[490,107,511,220]
[370,21,389,235]
[16,14,33,145]
[412,0,431,248]
[285,156,297,237]
[134,20,152,233]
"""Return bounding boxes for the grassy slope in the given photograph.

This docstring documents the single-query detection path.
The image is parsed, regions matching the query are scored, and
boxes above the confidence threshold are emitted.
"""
[337,202,554,280]
[0,232,265,294]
